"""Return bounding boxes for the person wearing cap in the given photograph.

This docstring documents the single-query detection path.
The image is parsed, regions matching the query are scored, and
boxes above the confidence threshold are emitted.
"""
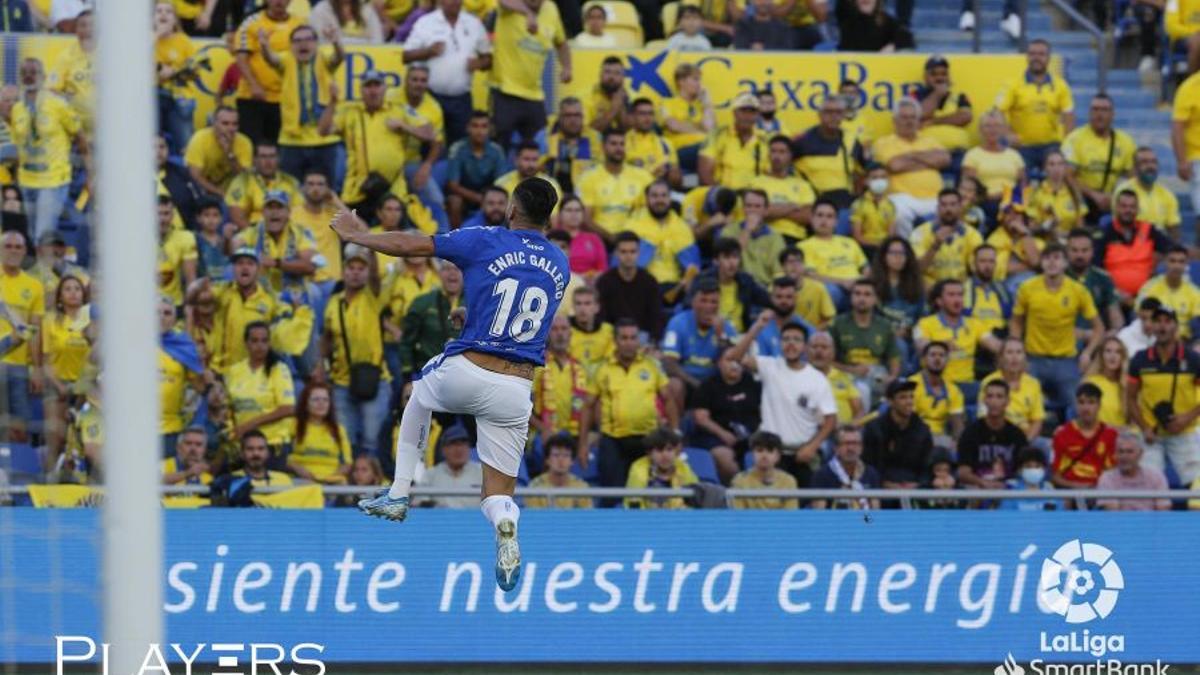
[30,228,89,308]
[862,378,933,488]
[184,106,254,198]
[524,432,593,509]
[792,93,865,212]
[748,135,815,245]
[224,142,301,230]
[730,309,837,487]
[319,243,392,458]
[873,97,950,238]
[1137,246,1200,339]
[1128,305,1200,487]
[995,39,1075,180]
[698,92,768,191]
[157,194,199,309]
[232,0,304,146]
[911,56,972,169]
[491,0,571,152]
[733,0,794,50]
[984,206,1043,292]
[318,69,422,207]
[257,23,344,187]
[576,128,654,241]
[188,246,288,374]
[231,188,316,294]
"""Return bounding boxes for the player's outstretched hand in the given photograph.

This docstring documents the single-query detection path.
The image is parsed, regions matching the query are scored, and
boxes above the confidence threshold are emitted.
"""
[330,208,369,244]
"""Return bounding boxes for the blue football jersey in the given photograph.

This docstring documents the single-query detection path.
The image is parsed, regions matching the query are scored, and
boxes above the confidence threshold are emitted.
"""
[433,226,570,366]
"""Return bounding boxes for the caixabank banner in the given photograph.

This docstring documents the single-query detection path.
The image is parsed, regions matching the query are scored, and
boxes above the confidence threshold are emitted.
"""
[2,510,1196,668]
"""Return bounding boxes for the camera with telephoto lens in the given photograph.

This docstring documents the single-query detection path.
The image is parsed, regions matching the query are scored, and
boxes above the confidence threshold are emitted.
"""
[1153,401,1176,428]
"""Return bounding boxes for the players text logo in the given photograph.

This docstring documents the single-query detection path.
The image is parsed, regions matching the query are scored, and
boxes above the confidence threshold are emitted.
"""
[1038,539,1123,624]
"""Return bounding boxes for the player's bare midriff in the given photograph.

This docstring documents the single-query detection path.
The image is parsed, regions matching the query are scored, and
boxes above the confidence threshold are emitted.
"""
[464,350,536,381]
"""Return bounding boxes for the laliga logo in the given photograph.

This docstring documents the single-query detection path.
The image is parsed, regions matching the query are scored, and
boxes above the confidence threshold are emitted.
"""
[1038,539,1124,624]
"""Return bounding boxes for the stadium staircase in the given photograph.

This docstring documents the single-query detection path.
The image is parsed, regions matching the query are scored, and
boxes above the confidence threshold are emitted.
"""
[908,0,1195,244]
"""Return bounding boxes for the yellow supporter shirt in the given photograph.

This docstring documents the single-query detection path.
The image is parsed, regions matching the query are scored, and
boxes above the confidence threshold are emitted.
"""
[331,101,409,204]
[1173,71,1200,162]
[491,0,565,101]
[155,32,197,96]
[997,73,1074,146]
[964,279,1009,333]
[795,279,836,328]
[10,93,79,189]
[232,469,295,489]
[1029,180,1083,235]
[624,456,697,509]
[212,281,285,373]
[595,354,668,437]
[0,270,43,367]
[525,473,593,509]
[719,279,745,332]
[660,96,708,150]
[909,373,964,436]
[910,221,984,285]
[235,11,307,102]
[1061,126,1135,193]
[225,171,302,226]
[1014,276,1098,357]
[279,51,341,147]
[1167,0,1200,39]
[979,371,1046,429]
[825,366,861,423]
[159,348,191,435]
[962,146,1025,199]
[919,91,971,151]
[1136,275,1200,338]
[159,228,198,306]
[699,126,768,190]
[1113,178,1181,231]
[625,129,678,178]
[184,127,254,191]
[1083,373,1128,429]
[798,235,867,282]
[627,209,698,284]
[292,423,352,480]
[913,314,990,385]
[730,469,799,510]
[161,457,213,485]
[986,226,1044,282]
[41,310,90,383]
[382,267,440,326]
[872,133,945,199]
[236,222,316,293]
[47,40,93,131]
[324,289,391,388]
[291,200,342,283]
[570,320,616,378]
[226,359,297,445]
[750,172,816,241]
[849,194,896,248]
[385,89,445,160]
[533,354,594,436]
[576,165,654,234]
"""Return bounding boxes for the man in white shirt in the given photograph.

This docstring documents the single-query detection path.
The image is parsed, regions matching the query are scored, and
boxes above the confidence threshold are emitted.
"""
[403,0,492,147]
[729,309,837,486]
[1118,297,1159,357]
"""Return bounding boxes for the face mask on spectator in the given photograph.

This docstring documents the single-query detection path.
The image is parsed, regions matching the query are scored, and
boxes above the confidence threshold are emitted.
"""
[1020,467,1045,485]
[868,178,888,195]
[1138,169,1157,184]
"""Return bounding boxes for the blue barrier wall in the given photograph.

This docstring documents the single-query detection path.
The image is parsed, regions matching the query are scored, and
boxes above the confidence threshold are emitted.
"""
[2,509,1197,665]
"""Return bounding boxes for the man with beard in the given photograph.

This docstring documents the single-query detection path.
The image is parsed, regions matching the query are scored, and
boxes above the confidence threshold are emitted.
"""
[1128,307,1200,491]
[911,55,972,173]
[543,97,600,194]
[910,190,982,287]
[1114,146,1182,238]
[625,98,680,186]
[963,245,1011,337]
[627,180,699,302]
[233,430,294,487]
[1066,228,1124,332]
[496,141,563,205]
[719,188,786,288]
[587,56,631,133]
[1062,94,1134,225]
[792,94,861,210]
[699,93,768,191]
[729,310,836,487]
[749,136,815,245]
[754,277,816,358]
[914,279,1002,402]
[231,190,317,293]
[807,331,863,425]
[663,278,737,413]
[908,341,965,443]
[577,129,653,242]
[997,39,1075,177]
[461,186,509,229]
[755,89,790,138]
[1096,189,1174,302]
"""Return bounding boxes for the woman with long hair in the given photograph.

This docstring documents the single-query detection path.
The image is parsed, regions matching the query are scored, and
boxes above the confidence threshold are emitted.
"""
[41,275,91,460]
[310,0,386,42]
[1083,336,1130,429]
[556,195,607,283]
[871,236,924,373]
[289,381,352,483]
[335,454,387,507]
[1029,151,1083,240]
[224,321,296,467]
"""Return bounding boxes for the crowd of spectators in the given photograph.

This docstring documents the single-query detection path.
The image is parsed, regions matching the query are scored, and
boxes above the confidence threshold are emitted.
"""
[0,0,1198,512]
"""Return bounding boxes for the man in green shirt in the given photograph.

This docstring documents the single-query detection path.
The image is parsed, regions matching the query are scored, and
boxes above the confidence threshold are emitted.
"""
[718,188,785,288]
[830,278,901,409]
[399,262,463,378]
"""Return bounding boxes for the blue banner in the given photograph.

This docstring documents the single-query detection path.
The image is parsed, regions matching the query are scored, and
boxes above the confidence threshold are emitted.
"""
[3,510,1198,665]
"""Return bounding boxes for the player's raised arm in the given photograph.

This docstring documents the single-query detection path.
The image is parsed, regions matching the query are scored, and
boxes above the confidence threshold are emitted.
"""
[330,208,435,258]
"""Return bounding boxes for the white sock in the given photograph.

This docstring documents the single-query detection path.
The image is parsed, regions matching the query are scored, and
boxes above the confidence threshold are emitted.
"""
[480,495,520,530]
[388,394,433,500]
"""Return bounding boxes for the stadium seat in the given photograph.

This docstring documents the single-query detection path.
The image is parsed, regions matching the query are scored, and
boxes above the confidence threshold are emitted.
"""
[583,0,644,46]
[661,2,679,36]
[683,447,719,483]
[0,443,41,477]
[571,448,600,484]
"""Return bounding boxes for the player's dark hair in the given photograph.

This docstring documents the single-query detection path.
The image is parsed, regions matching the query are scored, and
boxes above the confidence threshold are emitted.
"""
[768,134,792,149]
[1115,188,1139,204]
[1167,243,1190,257]
[714,237,742,257]
[585,3,607,17]
[974,243,996,257]
[678,3,702,17]
[643,427,682,451]
[741,187,769,205]
[644,179,671,197]
[482,185,508,200]
[512,177,558,228]
[469,110,491,123]
[852,277,875,291]
[614,230,641,247]
[928,278,963,308]
[1041,242,1067,259]
[601,127,625,143]
[632,97,654,110]
[1076,382,1103,401]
